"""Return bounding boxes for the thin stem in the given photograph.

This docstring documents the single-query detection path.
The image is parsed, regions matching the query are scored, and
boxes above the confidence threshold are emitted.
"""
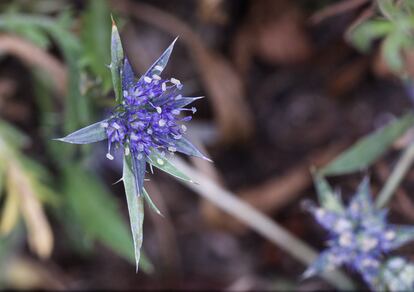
[172,157,355,290]
[376,141,414,208]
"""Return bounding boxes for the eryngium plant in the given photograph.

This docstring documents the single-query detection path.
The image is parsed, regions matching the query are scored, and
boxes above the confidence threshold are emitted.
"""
[55,18,209,270]
[305,177,414,290]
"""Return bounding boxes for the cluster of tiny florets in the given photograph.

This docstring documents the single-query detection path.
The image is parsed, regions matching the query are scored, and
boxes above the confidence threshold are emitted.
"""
[304,180,414,289]
[101,72,195,160]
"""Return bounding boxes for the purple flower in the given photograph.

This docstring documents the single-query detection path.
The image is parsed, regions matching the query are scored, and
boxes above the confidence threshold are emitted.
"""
[304,178,414,290]
[56,38,210,196]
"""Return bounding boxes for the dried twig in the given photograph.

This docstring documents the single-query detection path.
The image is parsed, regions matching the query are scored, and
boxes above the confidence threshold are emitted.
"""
[311,0,370,24]
[201,141,348,233]
[0,34,67,95]
[171,156,355,290]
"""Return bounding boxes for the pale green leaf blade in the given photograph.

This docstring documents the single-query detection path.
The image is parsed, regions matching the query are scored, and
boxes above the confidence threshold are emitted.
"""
[62,164,153,273]
[148,150,194,183]
[312,174,344,213]
[123,155,145,271]
[319,112,414,176]
[110,17,124,103]
[55,120,107,144]
[143,188,163,216]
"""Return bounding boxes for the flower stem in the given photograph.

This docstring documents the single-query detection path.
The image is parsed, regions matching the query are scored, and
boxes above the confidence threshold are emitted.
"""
[376,141,414,208]
[172,157,355,290]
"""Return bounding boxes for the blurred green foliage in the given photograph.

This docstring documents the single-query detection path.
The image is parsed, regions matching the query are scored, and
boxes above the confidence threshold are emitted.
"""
[0,0,152,277]
[349,0,414,73]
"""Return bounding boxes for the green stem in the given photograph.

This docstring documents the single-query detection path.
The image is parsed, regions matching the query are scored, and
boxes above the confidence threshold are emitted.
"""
[376,141,414,208]
[172,157,355,290]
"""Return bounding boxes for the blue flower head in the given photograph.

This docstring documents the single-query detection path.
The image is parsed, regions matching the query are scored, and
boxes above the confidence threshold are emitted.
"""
[57,37,210,195]
[304,177,414,290]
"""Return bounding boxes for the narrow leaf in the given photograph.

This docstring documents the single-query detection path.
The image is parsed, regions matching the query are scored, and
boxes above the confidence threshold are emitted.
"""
[122,58,135,90]
[143,188,163,216]
[55,120,107,144]
[319,112,414,176]
[62,165,153,273]
[123,155,145,271]
[110,17,124,103]
[172,96,204,108]
[140,37,177,80]
[130,155,146,196]
[313,174,344,213]
[173,136,211,161]
[148,150,194,183]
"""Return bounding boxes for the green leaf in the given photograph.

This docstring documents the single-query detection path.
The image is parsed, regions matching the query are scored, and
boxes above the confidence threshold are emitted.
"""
[62,164,153,273]
[123,155,145,271]
[382,32,405,72]
[55,120,107,144]
[148,150,194,183]
[319,112,414,176]
[0,120,29,148]
[312,174,344,213]
[82,0,112,92]
[143,188,163,216]
[110,16,124,103]
[348,19,394,52]
[140,37,177,81]
[173,137,211,161]
[378,0,399,20]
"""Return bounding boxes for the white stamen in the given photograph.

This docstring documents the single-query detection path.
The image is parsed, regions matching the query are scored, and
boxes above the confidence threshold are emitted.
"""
[334,218,352,233]
[156,106,162,114]
[339,232,353,247]
[154,65,163,71]
[362,258,379,268]
[385,230,396,240]
[172,109,180,115]
[144,76,152,83]
[168,146,177,152]
[162,82,167,91]
[158,119,166,127]
[191,107,197,114]
[181,125,187,132]
[170,78,180,85]
[125,147,130,156]
[113,122,120,130]
[152,74,161,80]
[130,133,139,141]
[100,122,109,128]
[123,90,128,97]
[147,128,153,135]
[157,158,164,165]
[137,153,143,160]
[361,237,378,252]
[175,94,182,100]
[106,153,114,160]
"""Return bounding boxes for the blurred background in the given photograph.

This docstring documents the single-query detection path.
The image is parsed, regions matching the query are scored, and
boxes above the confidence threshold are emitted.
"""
[0,0,413,290]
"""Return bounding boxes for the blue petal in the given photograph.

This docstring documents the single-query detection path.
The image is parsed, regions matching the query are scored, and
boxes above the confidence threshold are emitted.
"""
[140,37,178,81]
[171,96,204,108]
[347,177,375,219]
[172,136,211,161]
[122,58,135,90]
[54,120,108,144]
[302,248,342,279]
[383,225,414,251]
[131,154,146,196]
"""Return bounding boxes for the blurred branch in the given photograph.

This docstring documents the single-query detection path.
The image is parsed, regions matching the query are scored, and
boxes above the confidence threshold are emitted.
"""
[311,0,370,24]
[201,141,348,233]
[0,34,67,95]
[376,141,414,208]
[171,157,355,290]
